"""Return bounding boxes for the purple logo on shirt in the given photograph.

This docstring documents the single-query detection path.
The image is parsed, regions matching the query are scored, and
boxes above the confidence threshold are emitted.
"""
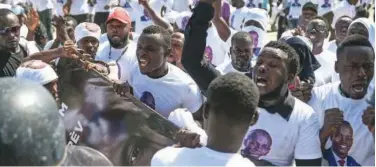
[141,10,151,22]
[204,46,213,64]
[124,2,131,8]
[140,91,156,110]
[241,129,272,159]
[249,31,259,47]
[181,16,190,30]
[322,0,332,8]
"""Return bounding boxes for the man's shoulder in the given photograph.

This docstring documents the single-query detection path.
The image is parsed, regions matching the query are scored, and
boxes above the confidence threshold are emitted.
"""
[151,146,185,166]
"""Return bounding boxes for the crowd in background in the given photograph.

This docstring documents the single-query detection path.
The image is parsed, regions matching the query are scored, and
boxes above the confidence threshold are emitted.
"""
[0,0,374,166]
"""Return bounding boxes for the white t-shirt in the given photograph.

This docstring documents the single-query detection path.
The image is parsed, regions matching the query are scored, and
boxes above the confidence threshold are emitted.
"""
[19,38,41,56]
[119,0,138,21]
[53,0,66,16]
[314,50,337,87]
[324,40,337,54]
[288,0,309,20]
[69,0,95,15]
[165,0,192,12]
[129,0,168,34]
[95,40,136,63]
[43,39,62,51]
[116,50,203,117]
[205,25,228,66]
[240,99,322,166]
[151,146,256,166]
[99,33,108,44]
[308,82,375,166]
[331,0,356,28]
[20,24,28,39]
[95,0,111,13]
[31,0,54,12]
[317,0,335,16]
[229,7,250,31]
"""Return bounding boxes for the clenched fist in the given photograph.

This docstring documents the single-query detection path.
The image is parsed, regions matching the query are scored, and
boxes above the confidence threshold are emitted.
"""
[320,108,344,140]
[362,106,375,136]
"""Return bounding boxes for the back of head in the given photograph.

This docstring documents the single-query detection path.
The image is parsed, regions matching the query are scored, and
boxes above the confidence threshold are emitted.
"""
[206,72,259,123]
[0,77,66,165]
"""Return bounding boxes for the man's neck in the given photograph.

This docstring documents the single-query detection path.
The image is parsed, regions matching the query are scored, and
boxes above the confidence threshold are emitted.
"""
[9,46,20,54]
[312,45,323,55]
[111,38,129,49]
[146,63,169,79]
[206,130,243,153]
[259,85,288,108]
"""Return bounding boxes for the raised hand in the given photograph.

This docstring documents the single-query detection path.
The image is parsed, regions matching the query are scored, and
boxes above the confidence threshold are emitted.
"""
[24,8,40,32]
[362,106,375,136]
[174,129,202,148]
[320,108,344,140]
[62,41,80,59]
[112,80,132,96]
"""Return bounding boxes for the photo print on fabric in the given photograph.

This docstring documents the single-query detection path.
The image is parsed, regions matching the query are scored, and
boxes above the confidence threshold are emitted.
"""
[241,129,272,159]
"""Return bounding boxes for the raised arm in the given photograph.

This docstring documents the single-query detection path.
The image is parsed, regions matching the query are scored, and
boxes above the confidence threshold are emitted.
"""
[139,0,173,32]
[181,0,221,95]
[212,0,231,42]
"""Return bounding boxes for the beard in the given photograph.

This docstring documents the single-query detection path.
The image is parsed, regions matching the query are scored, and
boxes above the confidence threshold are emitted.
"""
[108,34,129,49]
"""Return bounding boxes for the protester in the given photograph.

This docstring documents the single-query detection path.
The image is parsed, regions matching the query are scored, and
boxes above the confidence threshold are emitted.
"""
[305,16,337,86]
[229,0,250,31]
[308,35,375,166]
[281,2,317,38]
[151,72,259,166]
[169,32,185,70]
[30,0,54,40]
[44,16,78,50]
[324,16,353,54]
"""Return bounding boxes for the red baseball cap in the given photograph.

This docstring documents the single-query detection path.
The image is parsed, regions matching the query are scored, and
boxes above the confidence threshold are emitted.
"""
[106,7,131,25]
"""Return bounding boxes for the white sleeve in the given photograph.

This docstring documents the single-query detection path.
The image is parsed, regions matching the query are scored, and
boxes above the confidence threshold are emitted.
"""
[43,40,54,51]
[116,52,138,82]
[26,41,41,56]
[294,109,322,159]
[182,82,204,113]
[150,147,174,166]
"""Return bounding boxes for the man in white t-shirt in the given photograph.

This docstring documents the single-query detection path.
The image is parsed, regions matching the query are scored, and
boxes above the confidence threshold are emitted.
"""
[116,25,204,118]
[308,35,375,166]
[152,72,259,166]
[229,0,250,31]
[324,16,352,54]
[96,7,133,64]
[305,16,337,86]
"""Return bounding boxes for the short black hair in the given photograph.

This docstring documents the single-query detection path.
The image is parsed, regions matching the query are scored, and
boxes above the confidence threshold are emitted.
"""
[264,41,300,75]
[207,72,259,122]
[310,16,330,31]
[302,2,317,14]
[142,25,172,49]
[337,34,375,60]
[231,31,253,45]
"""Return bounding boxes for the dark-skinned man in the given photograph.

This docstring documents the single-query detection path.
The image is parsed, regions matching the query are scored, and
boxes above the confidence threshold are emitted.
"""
[115,25,204,120]
[305,16,337,87]
[324,16,353,54]
[323,0,358,40]
[307,35,375,166]
[0,8,40,77]
[281,2,317,38]
[180,0,322,166]
[151,73,259,166]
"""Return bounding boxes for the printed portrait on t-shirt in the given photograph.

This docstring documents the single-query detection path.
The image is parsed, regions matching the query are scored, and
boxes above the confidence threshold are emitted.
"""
[141,9,151,22]
[292,0,301,7]
[241,129,272,159]
[322,0,332,8]
[323,121,360,166]
[203,46,213,64]
[181,16,190,31]
[123,2,131,8]
[247,0,256,8]
[140,91,156,110]
[249,31,259,47]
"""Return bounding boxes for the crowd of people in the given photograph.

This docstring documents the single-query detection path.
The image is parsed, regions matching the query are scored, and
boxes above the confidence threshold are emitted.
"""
[0,0,374,166]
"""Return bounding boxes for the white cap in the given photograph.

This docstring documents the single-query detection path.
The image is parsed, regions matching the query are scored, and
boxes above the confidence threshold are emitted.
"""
[16,60,58,85]
[241,8,269,31]
[74,22,101,43]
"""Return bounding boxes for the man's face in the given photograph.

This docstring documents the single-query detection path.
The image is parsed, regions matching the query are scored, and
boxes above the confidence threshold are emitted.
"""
[44,80,59,104]
[252,47,289,96]
[169,32,184,64]
[335,17,352,43]
[230,37,253,72]
[106,20,130,48]
[336,46,374,99]
[77,37,99,58]
[247,135,272,158]
[136,33,169,75]
[331,124,353,158]
[305,19,328,48]
[0,13,21,51]
[298,9,317,30]
[347,22,369,39]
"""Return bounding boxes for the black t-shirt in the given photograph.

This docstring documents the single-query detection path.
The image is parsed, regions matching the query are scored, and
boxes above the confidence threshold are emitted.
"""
[0,46,27,77]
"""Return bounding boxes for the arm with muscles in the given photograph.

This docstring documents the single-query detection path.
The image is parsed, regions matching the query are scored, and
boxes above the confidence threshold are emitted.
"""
[294,111,323,166]
[181,0,221,95]
[212,0,231,42]
[139,0,173,32]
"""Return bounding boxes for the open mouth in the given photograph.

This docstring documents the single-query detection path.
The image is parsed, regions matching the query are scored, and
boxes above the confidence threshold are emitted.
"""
[352,83,366,93]
[139,57,149,67]
[256,76,268,87]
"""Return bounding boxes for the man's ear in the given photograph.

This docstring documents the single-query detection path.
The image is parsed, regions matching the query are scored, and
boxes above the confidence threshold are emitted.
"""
[335,60,339,73]
[203,102,209,120]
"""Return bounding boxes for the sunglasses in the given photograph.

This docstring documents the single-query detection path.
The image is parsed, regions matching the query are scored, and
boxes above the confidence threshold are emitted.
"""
[0,26,21,35]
